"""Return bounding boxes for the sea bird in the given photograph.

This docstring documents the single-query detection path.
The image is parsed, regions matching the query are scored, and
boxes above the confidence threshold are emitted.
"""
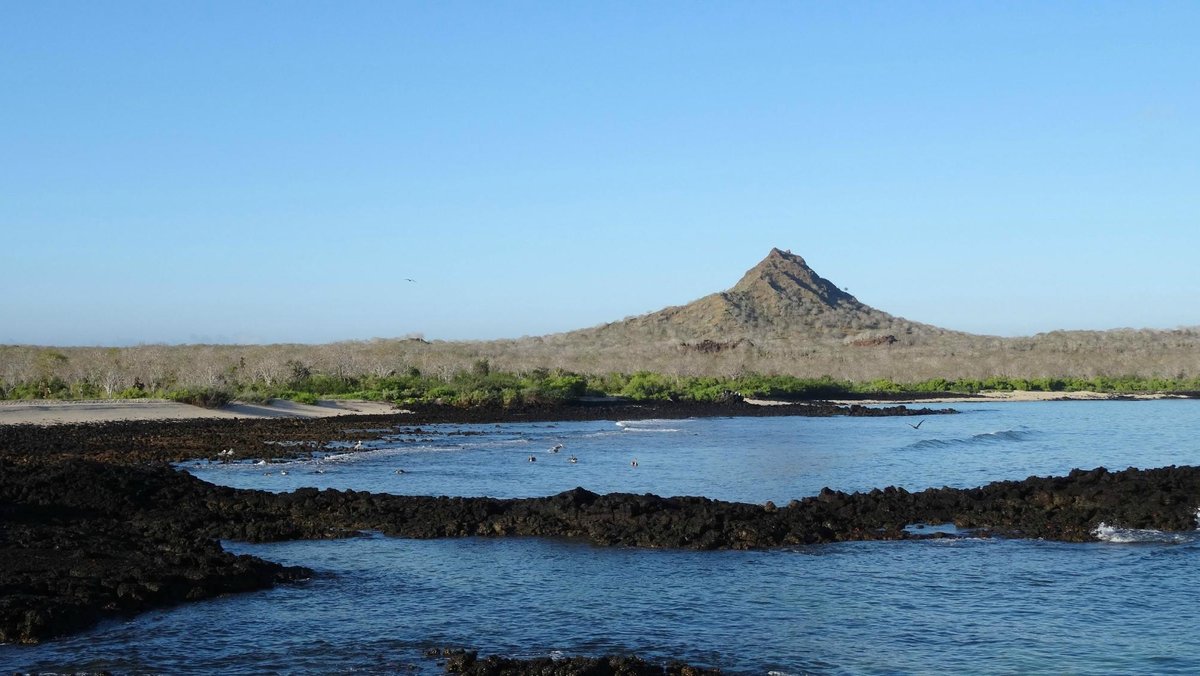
[354,441,364,450]
[528,455,537,462]
[550,444,563,453]
[631,459,639,467]
[568,456,578,464]
[907,420,926,429]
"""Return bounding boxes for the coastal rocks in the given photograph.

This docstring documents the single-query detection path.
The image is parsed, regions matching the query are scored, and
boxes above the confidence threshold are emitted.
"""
[5,449,1200,644]
[0,400,951,465]
[439,648,720,675]
[0,460,312,644]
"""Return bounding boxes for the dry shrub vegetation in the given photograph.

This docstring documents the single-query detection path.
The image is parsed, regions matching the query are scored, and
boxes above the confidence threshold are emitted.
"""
[2,249,1197,402]
[3,327,1198,405]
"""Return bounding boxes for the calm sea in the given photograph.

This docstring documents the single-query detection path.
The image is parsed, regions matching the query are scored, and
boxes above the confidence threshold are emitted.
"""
[6,400,1200,674]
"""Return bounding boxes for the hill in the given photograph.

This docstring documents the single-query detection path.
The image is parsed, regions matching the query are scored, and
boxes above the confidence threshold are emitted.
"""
[562,248,963,347]
[2,248,1198,390]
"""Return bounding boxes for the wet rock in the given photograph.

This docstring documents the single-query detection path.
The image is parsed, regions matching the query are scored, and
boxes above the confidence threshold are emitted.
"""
[0,400,952,465]
[440,648,721,675]
[4,413,1200,645]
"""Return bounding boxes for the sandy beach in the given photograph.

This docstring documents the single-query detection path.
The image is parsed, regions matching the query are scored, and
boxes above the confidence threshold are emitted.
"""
[0,398,402,426]
[827,391,1189,405]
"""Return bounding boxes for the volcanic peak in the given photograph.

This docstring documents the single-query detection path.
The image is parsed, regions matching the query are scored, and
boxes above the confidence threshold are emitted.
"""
[729,247,858,310]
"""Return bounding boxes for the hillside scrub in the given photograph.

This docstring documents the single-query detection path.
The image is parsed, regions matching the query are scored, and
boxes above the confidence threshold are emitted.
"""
[5,251,1199,392]
[1,343,1198,408]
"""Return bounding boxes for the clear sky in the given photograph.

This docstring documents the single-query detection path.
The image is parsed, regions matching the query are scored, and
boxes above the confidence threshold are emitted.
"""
[2,1,1197,346]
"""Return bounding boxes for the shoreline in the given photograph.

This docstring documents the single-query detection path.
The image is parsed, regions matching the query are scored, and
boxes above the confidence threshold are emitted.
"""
[5,456,1199,645]
[0,400,950,465]
[2,395,1196,650]
[829,390,1195,405]
[0,390,1191,427]
[0,397,402,426]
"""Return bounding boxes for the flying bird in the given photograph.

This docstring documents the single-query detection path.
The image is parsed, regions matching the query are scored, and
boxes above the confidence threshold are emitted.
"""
[907,420,926,429]
[405,278,417,283]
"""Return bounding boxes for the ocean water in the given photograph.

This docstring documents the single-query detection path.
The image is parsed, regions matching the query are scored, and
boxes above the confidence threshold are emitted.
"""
[6,400,1200,674]
[184,399,1200,503]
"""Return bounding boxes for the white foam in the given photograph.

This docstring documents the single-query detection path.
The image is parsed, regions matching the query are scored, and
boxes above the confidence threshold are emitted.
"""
[620,427,681,433]
[1092,522,1195,544]
[616,418,689,428]
[1093,506,1200,544]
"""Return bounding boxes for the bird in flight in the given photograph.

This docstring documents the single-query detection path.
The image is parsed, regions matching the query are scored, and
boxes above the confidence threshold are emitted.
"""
[907,420,926,429]
[405,278,417,283]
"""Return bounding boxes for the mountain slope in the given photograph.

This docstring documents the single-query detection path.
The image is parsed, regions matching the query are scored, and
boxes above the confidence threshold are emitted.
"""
[562,248,962,346]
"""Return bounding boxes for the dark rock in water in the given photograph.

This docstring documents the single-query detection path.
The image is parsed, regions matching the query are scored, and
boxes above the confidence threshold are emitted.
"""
[0,399,952,465]
[439,648,720,675]
[3,400,1199,647]
[5,455,1200,644]
[0,459,311,644]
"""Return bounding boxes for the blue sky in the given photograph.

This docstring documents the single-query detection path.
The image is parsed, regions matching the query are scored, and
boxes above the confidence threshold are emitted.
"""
[2,1,1197,345]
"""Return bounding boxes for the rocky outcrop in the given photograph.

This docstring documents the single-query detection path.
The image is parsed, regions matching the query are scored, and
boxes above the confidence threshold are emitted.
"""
[435,648,719,675]
[568,248,965,345]
[679,339,748,354]
[5,456,1200,643]
[0,473,310,644]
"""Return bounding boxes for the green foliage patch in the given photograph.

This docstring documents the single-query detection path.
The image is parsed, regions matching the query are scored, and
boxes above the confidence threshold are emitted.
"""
[3,358,1198,409]
[166,387,233,409]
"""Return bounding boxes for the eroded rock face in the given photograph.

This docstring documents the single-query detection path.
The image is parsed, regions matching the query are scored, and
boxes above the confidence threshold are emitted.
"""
[4,456,1200,643]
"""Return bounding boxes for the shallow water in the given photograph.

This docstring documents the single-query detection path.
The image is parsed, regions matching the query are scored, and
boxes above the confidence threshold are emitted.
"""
[6,400,1200,674]
[186,400,1200,503]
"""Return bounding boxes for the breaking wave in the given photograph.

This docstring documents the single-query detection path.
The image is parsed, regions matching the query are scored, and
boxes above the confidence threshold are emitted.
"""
[616,419,684,433]
[1092,508,1200,544]
[905,429,1034,451]
[1092,523,1198,544]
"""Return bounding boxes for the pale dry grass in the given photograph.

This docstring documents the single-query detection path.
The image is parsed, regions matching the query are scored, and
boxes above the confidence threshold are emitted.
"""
[2,325,1198,396]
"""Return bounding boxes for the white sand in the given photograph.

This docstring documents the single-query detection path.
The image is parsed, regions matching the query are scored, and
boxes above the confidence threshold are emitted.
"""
[828,391,1186,405]
[0,398,403,426]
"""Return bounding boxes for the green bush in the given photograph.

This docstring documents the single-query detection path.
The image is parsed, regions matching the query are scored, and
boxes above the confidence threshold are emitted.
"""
[289,391,319,405]
[620,372,676,400]
[167,387,233,409]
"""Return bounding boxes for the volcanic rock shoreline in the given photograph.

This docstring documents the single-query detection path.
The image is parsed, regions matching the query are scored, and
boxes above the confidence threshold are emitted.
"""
[0,398,947,464]
[3,401,1200,652]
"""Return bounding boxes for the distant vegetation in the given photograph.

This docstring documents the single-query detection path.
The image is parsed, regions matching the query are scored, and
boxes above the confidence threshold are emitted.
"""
[4,252,1199,407]
[1,343,1197,409]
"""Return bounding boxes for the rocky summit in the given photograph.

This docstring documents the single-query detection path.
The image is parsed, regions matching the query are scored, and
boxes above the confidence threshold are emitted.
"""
[565,248,960,347]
